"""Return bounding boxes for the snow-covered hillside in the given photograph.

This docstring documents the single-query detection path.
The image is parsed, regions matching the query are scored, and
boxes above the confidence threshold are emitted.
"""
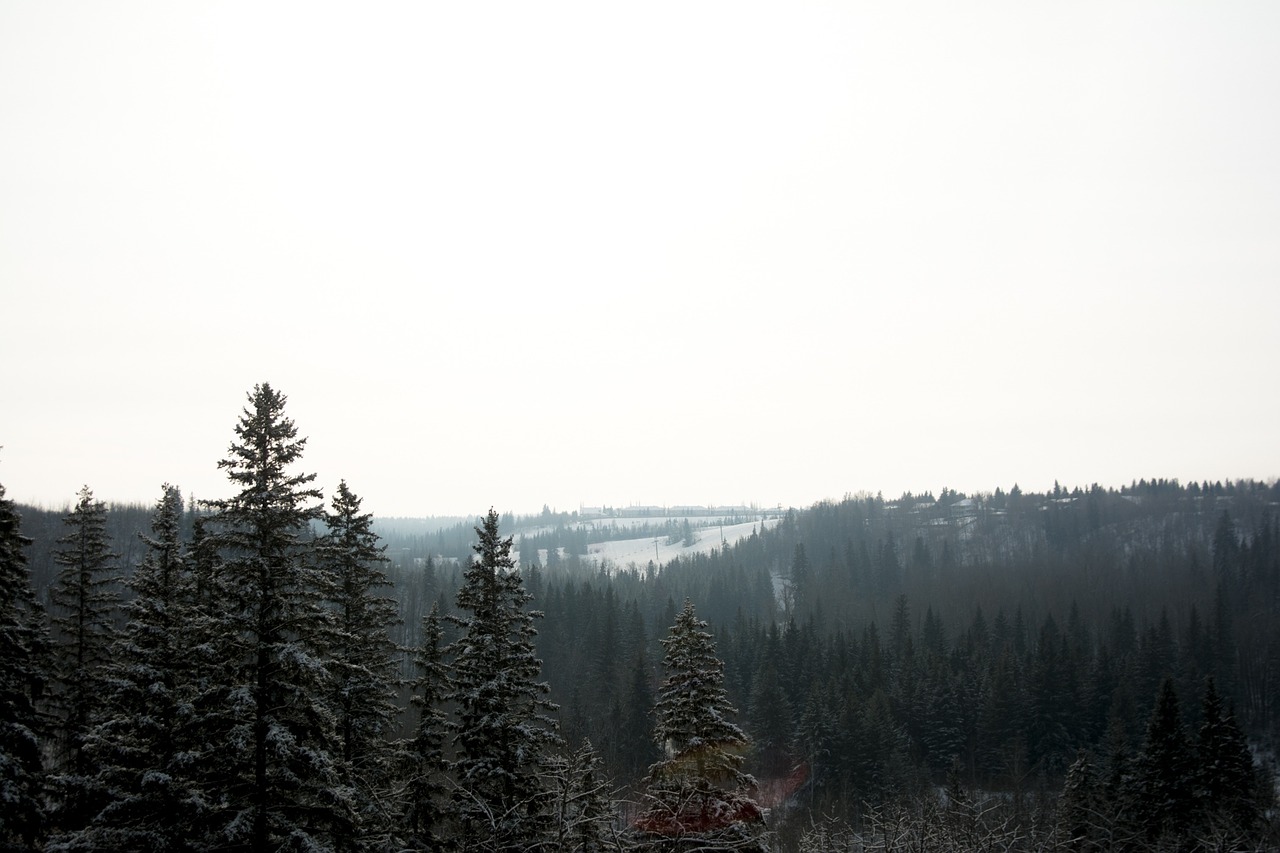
[517,518,779,570]
[587,519,776,567]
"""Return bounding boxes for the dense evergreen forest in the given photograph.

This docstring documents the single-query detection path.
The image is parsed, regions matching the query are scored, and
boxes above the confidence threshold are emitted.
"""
[3,384,1278,851]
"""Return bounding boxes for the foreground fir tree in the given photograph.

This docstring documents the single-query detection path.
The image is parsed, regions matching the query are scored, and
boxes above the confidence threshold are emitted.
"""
[403,604,449,851]
[203,383,355,851]
[445,509,562,852]
[635,599,767,852]
[1132,678,1194,843]
[317,479,402,852]
[0,480,51,851]
[1195,677,1263,839]
[48,485,120,834]
[54,484,207,852]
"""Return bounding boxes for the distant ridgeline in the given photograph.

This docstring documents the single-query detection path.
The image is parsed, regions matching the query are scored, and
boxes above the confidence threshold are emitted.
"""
[20,478,1277,629]
[10,473,1280,849]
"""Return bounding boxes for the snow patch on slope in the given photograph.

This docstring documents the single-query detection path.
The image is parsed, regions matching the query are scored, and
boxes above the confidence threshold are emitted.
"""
[581,519,778,569]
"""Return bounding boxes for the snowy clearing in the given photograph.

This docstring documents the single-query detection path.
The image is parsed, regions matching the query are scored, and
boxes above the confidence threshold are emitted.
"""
[513,518,779,570]
[579,519,778,569]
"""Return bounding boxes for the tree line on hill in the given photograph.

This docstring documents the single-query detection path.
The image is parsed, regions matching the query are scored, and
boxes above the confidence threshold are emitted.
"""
[3,382,1279,851]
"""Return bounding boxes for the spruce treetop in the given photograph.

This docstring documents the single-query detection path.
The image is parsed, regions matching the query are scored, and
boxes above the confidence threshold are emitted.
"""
[200,383,356,851]
[444,508,561,852]
[654,598,748,759]
[213,382,322,528]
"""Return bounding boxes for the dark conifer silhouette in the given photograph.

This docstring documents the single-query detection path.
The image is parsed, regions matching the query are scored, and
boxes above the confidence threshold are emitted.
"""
[202,383,355,851]
[318,480,402,852]
[444,509,561,852]
[403,604,449,851]
[0,480,50,850]
[1196,677,1263,838]
[1132,678,1194,842]
[57,485,207,851]
[48,485,119,834]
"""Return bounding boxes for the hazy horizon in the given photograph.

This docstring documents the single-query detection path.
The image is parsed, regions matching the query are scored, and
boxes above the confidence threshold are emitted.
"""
[7,456,1274,522]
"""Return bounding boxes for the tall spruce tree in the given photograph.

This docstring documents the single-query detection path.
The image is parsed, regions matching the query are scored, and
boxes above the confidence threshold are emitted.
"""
[317,480,401,852]
[55,484,206,852]
[48,485,119,834]
[1196,677,1262,837]
[444,508,561,852]
[0,480,51,851]
[403,604,449,851]
[1132,678,1194,843]
[635,598,767,852]
[203,383,354,851]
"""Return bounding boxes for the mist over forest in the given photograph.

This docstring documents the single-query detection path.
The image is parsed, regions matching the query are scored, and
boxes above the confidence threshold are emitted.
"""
[5,0,1278,847]
[3,385,1278,852]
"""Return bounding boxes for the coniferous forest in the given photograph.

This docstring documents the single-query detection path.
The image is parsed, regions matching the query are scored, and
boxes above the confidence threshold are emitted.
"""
[3,383,1279,852]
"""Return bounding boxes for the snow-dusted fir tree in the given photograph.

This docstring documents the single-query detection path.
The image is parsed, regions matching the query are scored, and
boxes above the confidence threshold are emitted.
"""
[635,598,767,852]
[403,603,449,851]
[317,479,401,852]
[55,484,207,852]
[1132,678,1194,843]
[202,383,355,851]
[1195,677,1263,838]
[445,509,562,852]
[48,485,119,834]
[0,480,51,851]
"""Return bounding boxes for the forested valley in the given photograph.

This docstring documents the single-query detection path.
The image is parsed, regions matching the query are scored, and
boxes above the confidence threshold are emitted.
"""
[3,383,1279,851]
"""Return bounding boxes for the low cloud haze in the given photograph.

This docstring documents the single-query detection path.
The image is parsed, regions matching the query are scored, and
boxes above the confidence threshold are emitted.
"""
[2,2,1277,516]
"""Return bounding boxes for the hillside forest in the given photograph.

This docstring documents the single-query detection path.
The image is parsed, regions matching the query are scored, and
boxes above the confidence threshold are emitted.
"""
[2,382,1278,852]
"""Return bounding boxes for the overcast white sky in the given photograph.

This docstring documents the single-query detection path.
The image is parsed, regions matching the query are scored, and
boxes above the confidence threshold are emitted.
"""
[2,2,1278,518]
